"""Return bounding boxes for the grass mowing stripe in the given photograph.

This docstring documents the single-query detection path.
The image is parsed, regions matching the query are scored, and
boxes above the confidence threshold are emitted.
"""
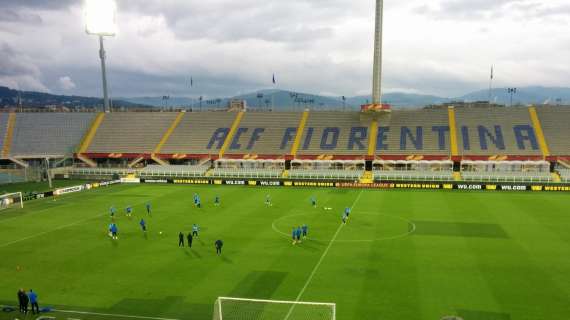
[284,190,363,319]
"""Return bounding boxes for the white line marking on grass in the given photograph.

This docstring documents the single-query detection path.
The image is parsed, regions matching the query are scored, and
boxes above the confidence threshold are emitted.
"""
[52,308,181,320]
[284,190,363,319]
[0,197,152,248]
[0,305,181,320]
[0,212,106,248]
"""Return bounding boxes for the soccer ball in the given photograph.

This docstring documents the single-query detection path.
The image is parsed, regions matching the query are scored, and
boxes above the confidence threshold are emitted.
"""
[159,231,163,235]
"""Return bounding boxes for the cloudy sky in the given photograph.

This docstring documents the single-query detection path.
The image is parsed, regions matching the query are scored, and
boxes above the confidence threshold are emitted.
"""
[1,0,569,99]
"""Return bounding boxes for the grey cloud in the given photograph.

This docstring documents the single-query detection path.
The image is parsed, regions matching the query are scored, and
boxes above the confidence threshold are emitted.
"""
[0,43,48,91]
[0,9,43,24]
[0,0,76,10]
[118,0,357,44]
[413,0,527,20]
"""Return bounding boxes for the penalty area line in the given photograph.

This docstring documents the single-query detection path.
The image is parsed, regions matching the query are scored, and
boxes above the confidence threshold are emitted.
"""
[0,305,181,320]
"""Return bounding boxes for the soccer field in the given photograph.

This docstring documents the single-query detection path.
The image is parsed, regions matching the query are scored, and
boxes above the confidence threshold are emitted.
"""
[1,184,569,320]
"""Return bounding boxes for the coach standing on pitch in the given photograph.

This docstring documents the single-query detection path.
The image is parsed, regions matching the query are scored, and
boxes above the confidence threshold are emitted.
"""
[215,239,223,255]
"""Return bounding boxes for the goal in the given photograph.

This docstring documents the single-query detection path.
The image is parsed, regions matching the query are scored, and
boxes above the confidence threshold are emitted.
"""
[213,297,336,320]
[0,192,23,211]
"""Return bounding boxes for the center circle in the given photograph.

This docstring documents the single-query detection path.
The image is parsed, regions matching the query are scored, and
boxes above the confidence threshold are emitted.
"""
[272,211,415,242]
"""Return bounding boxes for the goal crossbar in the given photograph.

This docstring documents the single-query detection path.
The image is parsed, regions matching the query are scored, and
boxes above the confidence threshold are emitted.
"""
[214,296,336,320]
[217,297,335,307]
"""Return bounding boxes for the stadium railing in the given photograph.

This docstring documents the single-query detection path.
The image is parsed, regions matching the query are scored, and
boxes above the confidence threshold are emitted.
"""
[210,168,283,179]
[288,169,363,180]
[373,170,454,182]
[461,171,552,183]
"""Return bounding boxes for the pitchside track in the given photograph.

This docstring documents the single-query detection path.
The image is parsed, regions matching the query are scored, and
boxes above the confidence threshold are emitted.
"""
[0,184,569,320]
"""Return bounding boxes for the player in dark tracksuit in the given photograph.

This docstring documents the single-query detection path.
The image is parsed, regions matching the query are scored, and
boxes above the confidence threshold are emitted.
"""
[178,232,184,247]
[187,232,193,248]
[17,289,26,313]
[215,239,223,255]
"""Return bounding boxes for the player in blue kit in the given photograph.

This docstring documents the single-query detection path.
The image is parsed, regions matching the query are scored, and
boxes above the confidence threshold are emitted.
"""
[109,223,118,240]
[302,224,308,239]
[139,218,147,233]
[126,206,133,218]
[292,227,297,245]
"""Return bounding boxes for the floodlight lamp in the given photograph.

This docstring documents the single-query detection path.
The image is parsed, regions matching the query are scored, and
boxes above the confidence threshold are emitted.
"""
[85,0,117,36]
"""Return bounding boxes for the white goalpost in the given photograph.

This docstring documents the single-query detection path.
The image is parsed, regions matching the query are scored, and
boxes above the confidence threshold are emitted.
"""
[0,192,24,211]
[213,297,336,320]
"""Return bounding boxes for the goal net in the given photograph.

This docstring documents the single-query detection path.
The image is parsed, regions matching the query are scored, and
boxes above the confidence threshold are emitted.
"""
[213,297,335,320]
[0,192,23,211]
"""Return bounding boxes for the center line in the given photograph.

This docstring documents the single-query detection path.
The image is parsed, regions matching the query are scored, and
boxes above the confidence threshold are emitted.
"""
[284,190,364,319]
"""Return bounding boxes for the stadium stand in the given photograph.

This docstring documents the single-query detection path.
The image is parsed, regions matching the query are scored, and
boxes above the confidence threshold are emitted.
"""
[224,112,303,156]
[88,112,178,154]
[455,107,541,156]
[161,112,237,155]
[0,113,9,154]
[535,106,570,156]
[297,112,368,156]
[9,113,96,158]
[378,109,450,155]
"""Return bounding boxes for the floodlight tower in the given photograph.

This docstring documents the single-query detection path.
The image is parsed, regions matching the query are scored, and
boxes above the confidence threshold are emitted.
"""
[84,0,117,113]
[371,0,384,106]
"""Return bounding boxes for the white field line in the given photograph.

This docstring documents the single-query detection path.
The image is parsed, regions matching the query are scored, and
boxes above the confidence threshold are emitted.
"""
[0,198,151,248]
[284,190,363,320]
[0,305,181,320]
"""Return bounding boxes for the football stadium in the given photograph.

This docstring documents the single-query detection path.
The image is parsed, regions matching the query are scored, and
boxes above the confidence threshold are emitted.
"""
[1,1,570,320]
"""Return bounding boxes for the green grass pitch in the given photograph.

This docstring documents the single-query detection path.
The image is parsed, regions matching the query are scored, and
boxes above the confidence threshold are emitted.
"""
[0,183,569,320]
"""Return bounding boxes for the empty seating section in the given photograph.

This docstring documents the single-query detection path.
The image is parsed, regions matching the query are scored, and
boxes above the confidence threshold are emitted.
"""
[88,113,177,154]
[536,107,570,155]
[161,112,237,155]
[373,170,453,181]
[298,112,367,156]
[289,169,363,180]
[10,113,96,157]
[455,107,540,156]
[0,113,9,152]
[461,171,552,183]
[380,109,450,155]
[225,112,302,155]
[210,168,282,179]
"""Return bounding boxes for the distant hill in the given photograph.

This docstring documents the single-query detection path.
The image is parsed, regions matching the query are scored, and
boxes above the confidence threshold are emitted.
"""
[123,87,570,110]
[0,86,150,110]
[458,86,570,105]
[122,90,451,110]
[2,85,569,111]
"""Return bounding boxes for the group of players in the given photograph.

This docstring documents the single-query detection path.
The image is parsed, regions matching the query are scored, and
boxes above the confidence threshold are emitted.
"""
[105,193,351,249]
[107,202,152,240]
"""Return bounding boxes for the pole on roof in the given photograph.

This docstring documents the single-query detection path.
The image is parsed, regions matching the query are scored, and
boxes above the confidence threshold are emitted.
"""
[371,0,384,105]
[99,36,111,113]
